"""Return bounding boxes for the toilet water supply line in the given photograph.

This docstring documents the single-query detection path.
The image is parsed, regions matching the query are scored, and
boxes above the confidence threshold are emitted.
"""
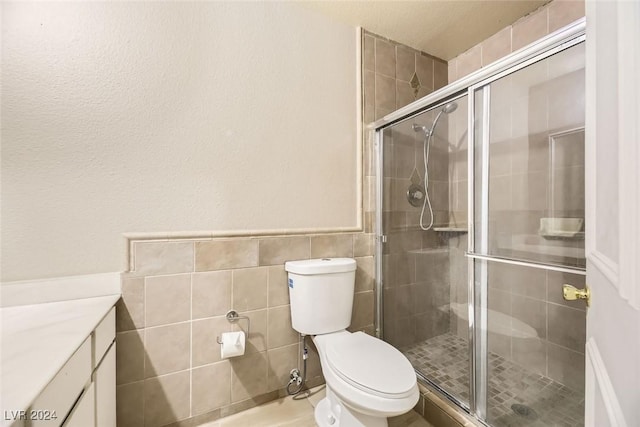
[286,334,308,395]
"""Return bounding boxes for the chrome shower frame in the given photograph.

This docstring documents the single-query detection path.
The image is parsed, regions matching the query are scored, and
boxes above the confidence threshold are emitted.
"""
[372,18,586,425]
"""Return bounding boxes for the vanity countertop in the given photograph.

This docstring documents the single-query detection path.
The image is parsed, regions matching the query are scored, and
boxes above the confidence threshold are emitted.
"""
[1,294,120,424]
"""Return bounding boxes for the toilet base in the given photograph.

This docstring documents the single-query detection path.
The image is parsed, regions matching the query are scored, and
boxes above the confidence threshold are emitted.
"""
[314,386,388,427]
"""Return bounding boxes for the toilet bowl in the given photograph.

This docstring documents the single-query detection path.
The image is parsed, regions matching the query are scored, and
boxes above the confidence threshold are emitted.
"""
[285,258,419,427]
[313,331,419,426]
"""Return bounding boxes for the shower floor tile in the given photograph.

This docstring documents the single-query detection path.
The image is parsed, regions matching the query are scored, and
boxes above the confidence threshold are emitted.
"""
[401,333,585,427]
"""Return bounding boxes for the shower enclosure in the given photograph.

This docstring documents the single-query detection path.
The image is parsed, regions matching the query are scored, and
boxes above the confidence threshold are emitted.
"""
[374,21,586,427]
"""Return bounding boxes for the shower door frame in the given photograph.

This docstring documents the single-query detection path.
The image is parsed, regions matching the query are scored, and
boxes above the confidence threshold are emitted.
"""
[372,18,587,424]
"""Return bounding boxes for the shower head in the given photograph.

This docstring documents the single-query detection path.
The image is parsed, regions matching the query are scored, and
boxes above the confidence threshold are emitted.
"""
[413,101,459,137]
[441,102,458,114]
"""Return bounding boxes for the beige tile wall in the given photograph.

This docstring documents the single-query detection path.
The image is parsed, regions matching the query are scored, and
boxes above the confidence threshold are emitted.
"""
[490,50,585,267]
[448,0,585,83]
[446,0,586,330]
[445,0,586,393]
[363,30,448,123]
[361,31,452,349]
[116,233,374,427]
[487,263,586,392]
[362,31,448,234]
[449,37,586,270]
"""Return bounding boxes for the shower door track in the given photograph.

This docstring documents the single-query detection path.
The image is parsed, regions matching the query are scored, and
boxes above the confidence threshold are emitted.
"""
[373,18,587,427]
[415,371,496,427]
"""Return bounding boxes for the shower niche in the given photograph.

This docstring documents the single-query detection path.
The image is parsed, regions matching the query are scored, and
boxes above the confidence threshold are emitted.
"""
[375,27,586,427]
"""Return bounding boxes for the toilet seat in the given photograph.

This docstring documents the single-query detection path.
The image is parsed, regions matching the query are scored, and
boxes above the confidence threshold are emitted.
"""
[324,332,416,399]
[313,331,420,420]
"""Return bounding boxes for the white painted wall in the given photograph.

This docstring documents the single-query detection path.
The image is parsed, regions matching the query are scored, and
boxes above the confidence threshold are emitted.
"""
[1,2,359,281]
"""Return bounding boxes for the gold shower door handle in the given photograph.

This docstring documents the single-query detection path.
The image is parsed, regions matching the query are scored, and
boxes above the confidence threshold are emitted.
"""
[562,284,590,307]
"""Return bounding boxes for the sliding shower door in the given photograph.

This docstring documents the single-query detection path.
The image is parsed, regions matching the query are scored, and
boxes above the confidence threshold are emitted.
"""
[470,40,586,426]
[375,23,586,427]
[379,94,470,408]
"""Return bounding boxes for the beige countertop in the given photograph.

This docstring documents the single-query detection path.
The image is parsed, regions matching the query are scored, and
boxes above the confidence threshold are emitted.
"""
[1,294,120,426]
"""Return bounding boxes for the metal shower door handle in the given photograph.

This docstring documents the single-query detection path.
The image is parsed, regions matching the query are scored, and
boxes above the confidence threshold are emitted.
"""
[562,284,590,307]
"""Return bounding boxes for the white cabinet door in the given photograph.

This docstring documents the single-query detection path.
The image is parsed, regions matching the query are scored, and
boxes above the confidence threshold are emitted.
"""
[94,343,116,427]
[584,1,640,426]
[31,338,91,427]
[63,383,95,427]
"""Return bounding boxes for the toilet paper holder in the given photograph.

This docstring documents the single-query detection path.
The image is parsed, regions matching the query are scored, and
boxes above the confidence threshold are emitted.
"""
[216,310,250,344]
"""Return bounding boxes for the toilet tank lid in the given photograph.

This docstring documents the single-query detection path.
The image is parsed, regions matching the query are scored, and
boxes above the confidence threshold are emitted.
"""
[285,258,356,275]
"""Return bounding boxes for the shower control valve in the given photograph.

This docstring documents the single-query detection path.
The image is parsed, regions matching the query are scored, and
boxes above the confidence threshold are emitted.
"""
[407,184,426,207]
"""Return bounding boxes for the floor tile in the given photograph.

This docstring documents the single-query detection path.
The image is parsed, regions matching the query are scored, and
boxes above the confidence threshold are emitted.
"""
[305,385,326,408]
[217,394,311,427]
[401,333,585,427]
[201,383,430,427]
[389,409,434,427]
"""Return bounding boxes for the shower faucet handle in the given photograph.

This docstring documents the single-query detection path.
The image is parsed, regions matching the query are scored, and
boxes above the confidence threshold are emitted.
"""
[406,184,425,207]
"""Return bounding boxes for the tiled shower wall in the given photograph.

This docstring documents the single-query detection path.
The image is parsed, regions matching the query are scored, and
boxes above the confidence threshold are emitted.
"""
[447,0,585,82]
[446,0,586,236]
[446,0,587,393]
[362,30,448,233]
[481,61,586,268]
[381,117,452,348]
[487,264,587,392]
[115,233,374,427]
[361,31,451,348]
[362,30,448,123]
[445,98,470,341]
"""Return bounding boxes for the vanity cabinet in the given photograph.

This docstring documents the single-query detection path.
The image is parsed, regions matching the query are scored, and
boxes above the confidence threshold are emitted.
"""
[29,308,115,427]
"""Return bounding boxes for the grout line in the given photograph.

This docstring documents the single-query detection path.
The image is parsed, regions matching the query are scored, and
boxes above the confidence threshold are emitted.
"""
[142,276,148,391]
[189,273,194,418]
[192,240,196,273]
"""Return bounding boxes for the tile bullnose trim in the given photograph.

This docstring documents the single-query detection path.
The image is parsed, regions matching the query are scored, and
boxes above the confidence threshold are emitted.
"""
[123,226,362,241]
[124,228,367,273]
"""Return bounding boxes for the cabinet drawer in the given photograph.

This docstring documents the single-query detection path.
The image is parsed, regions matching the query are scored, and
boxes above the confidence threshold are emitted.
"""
[62,383,95,427]
[93,308,115,368]
[31,338,91,427]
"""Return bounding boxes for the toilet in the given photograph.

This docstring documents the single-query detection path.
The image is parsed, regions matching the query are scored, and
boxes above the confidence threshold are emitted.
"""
[284,258,419,427]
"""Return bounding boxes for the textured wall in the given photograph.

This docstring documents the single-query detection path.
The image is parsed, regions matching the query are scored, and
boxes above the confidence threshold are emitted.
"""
[1,2,358,281]
[116,232,374,427]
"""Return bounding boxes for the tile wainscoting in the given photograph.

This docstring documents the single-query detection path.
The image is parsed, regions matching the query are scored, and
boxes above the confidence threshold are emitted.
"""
[116,232,374,427]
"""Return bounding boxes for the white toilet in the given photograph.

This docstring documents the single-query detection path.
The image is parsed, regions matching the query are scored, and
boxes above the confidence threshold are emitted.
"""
[284,258,419,427]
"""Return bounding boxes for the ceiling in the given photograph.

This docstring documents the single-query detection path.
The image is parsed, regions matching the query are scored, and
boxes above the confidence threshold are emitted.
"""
[300,1,550,61]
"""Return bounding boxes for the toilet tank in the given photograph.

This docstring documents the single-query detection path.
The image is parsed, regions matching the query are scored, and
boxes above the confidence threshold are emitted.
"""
[284,258,357,335]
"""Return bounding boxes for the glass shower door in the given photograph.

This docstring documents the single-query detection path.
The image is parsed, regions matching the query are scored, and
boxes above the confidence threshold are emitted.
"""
[379,94,470,408]
[471,41,586,427]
